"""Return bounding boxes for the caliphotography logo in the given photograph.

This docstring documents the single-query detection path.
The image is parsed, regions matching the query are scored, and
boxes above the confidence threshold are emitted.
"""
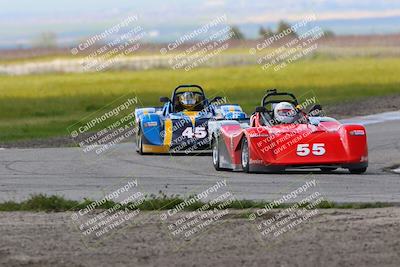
[251,14,324,72]
[247,178,326,248]
[67,93,141,159]
[71,15,147,72]
[1,0,400,266]
[157,179,241,250]
[69,177,148,248]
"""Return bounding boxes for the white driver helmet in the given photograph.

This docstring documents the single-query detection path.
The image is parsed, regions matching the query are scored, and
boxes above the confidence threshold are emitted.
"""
[274,102,296,124]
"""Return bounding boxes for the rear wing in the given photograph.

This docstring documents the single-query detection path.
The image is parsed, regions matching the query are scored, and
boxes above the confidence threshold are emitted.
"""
[134,107,163,123]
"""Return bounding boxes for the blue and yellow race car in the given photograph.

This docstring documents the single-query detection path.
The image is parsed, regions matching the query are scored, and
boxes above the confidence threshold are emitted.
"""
[135,85,247,154]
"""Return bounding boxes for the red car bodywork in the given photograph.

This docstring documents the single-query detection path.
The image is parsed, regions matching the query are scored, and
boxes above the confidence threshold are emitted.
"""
[214,113,368,173]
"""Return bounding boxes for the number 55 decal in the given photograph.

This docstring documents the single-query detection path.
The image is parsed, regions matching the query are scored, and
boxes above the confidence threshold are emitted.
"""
[296,143,326,156]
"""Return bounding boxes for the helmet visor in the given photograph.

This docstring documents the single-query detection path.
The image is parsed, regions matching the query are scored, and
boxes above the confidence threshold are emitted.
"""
[180,93,196,105]
[277,108,295,117]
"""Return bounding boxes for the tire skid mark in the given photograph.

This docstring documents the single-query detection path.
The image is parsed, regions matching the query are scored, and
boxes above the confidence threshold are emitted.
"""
[2,160,96,176]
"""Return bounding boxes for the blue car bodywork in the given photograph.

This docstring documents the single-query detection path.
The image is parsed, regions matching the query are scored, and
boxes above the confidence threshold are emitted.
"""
[134,85,247,154]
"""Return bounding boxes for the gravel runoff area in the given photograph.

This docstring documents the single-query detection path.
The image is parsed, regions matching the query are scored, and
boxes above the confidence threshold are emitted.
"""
[1,208,399,267]
[1,93,400,149]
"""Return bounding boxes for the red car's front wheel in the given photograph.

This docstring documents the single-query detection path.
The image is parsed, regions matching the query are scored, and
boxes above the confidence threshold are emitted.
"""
[241,138,250,173]
[212,137,222,171]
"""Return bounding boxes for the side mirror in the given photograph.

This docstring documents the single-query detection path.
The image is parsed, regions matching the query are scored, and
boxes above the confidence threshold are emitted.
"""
[255,106,266,113]
[160,97,170,103]
[308,104,323,116]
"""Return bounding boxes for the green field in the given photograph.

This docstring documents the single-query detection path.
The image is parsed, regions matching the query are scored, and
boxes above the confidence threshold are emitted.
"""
[0,57,399,142]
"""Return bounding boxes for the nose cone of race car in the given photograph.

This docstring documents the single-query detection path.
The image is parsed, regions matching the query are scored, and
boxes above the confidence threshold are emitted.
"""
[248,123,368,166]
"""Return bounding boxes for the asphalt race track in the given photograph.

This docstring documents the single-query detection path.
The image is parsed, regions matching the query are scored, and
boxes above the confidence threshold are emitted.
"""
[1,113,400,203]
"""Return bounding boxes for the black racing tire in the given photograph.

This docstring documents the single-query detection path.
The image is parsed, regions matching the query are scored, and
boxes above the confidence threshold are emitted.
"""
[320,167,338,173]
[349,167,367,174]
[136,128,144,155]
[241,138,250,173]
[212,137,222,171]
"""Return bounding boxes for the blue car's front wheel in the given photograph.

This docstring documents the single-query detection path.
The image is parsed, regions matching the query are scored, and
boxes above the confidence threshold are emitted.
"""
[136,128,144,155]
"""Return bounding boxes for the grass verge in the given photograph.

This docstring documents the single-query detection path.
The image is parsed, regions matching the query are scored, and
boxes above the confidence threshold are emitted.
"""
[0,194,395,212]
[1,57,400,142]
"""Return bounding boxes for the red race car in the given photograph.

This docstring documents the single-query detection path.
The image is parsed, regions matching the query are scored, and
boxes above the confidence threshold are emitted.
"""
[208,89,368,174]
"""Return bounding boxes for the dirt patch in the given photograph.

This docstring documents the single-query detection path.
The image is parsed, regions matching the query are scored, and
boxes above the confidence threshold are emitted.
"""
[0,208,399,267]
[325,93,400,119]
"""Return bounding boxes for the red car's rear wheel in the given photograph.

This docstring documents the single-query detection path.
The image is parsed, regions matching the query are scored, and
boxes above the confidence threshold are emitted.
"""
[349,167,367,174]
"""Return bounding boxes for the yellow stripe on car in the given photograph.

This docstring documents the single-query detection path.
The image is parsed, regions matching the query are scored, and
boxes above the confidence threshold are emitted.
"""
[142,144,170,153]
[164,119,173,146]
[183,111,199,126]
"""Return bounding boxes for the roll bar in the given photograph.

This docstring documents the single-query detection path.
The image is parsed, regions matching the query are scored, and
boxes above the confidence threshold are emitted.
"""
[261,89,299,110]
[172,84,204,98]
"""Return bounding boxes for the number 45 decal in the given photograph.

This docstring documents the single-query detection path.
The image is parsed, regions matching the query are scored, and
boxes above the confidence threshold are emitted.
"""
[182,127,207,138]
[296,143,326,156]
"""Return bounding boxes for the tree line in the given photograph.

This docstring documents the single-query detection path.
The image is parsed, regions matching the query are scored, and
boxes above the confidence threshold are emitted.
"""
[229,21,335,40]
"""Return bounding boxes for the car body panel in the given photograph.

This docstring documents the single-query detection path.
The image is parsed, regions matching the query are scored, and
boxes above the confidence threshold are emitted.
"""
[209,89,368,173]
[211,119,368,172]
[135,85,247,154]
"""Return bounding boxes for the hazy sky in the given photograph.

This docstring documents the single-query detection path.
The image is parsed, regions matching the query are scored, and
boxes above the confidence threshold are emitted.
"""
[2,0,400,22]
[1,0,400,47]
